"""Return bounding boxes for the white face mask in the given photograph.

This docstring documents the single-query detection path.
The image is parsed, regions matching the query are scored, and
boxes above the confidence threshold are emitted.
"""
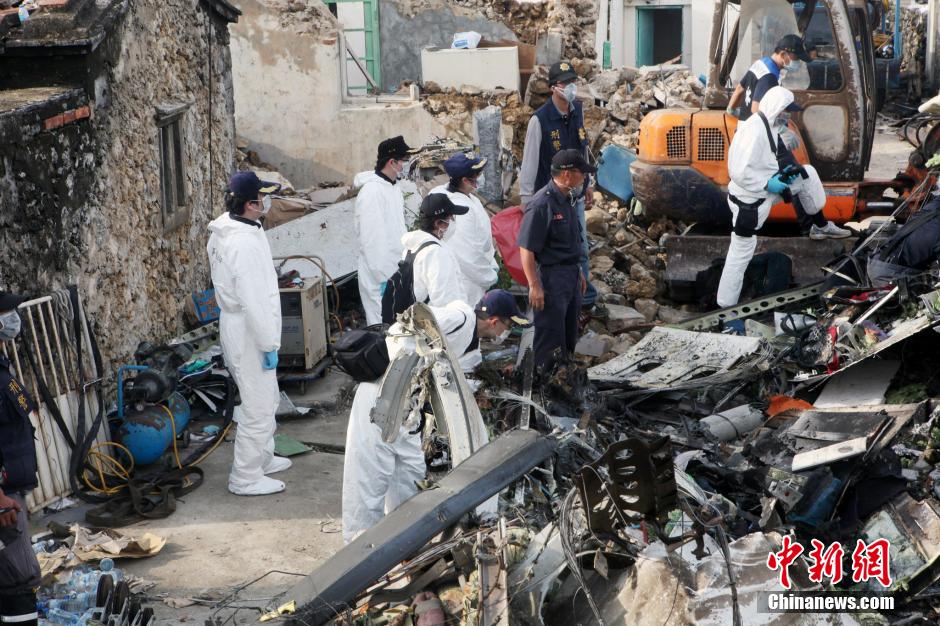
[394,159,407,180]
[562,83,577,103]
[440,219,456,242]
[491,329,511,345]
[0,310,21,340]
[259,195,273,215]
[474,173,485,189]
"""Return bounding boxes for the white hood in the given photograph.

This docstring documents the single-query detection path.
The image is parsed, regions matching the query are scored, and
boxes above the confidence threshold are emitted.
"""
[757,86,794,126]
[208,211,258,239]
[402,229,438,251]
[354,170,392,190]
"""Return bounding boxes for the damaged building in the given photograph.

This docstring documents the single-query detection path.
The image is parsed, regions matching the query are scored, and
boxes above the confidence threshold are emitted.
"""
[0,0,239,365]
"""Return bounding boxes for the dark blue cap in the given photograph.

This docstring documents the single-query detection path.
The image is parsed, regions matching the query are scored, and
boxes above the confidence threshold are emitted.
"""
[0,291,28,312]
[476,290,530,326]
[228,171,280,199]
[443,153,487,179]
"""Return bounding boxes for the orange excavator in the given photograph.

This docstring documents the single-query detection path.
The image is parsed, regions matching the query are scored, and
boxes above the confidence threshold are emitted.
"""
[630,0,938,229]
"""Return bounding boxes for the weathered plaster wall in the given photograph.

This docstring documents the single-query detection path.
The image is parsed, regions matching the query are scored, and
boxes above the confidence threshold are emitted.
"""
[230,0,449,186]
[0,0,236,368]
[378,0,516,92]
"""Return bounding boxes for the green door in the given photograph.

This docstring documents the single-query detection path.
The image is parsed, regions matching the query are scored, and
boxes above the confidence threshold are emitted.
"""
[325,0,382,93]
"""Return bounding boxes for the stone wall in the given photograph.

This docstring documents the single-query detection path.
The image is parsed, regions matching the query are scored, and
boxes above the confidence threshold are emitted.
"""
[0,0,237,369]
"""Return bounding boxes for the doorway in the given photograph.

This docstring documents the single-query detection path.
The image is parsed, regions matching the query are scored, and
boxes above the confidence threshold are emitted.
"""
[636,7,683,66]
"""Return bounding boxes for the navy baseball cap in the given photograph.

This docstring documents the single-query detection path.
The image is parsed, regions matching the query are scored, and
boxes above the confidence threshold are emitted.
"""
[552,149,596,174]
[548,61,578,85]
[377,135,417,161]
[443,153,487,179]
[784,101,804,112]
[0,291,28,312]
[775,34,812,62]
[420,193,469,219]
[228,171,280,199]
[476,290,530,326]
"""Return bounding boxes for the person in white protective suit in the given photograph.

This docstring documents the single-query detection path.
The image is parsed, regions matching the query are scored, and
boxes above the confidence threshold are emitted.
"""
[342,289,530,543]
[356,136,418,326]
[207,172,293,496]
[400,193,472,309]
[430,153,499,306]
[716,87,829,308]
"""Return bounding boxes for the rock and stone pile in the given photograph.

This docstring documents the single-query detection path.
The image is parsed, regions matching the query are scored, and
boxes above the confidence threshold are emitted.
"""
[423,87,533,162]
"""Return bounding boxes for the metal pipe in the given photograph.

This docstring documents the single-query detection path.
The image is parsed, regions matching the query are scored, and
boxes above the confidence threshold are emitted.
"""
[895,0,902,60]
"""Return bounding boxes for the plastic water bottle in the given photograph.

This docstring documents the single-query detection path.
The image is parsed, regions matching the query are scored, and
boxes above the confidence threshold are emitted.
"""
[99,558,122,582]
[45,607,80,625]
[32,539,55,554]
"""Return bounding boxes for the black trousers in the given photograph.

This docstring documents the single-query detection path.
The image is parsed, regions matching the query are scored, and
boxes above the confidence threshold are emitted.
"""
[533,264,582,371]
[0,493,40,626]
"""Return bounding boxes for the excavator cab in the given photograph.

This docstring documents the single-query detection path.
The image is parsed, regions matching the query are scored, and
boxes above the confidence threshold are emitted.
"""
[631,0,878,226]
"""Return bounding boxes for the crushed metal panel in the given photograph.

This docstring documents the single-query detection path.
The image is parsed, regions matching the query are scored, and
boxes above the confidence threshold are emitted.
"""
[284,430,557,626]
[813,359,900,408]
[266,198,359,283]
[587,327,768,391]
[794,315,939,383]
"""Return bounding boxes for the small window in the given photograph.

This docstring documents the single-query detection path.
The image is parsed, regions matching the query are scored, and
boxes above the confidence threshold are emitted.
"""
[155,103,190,231]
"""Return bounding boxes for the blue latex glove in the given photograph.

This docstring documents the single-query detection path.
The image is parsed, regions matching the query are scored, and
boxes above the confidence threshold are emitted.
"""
[262,350,279,370]
[765,174,790,195]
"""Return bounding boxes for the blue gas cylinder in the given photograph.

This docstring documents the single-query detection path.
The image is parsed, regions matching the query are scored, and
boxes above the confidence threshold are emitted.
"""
[117,392,190,465]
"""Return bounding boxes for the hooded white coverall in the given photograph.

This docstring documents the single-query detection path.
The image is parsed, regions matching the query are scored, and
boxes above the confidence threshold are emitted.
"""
[430,185,499,306]
[342,300,479,544]
[401,230,470,308]
[716,87,826,308]
[355,171,408,325]
[207,212,282,492]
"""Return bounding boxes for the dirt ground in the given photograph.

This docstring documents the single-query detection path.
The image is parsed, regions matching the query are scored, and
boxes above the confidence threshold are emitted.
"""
[33,369,355,624]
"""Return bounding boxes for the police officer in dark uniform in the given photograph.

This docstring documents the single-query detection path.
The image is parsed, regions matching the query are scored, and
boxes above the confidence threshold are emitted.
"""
[519,61,600,318]
[0,291,41,626]
[517,150,594,371]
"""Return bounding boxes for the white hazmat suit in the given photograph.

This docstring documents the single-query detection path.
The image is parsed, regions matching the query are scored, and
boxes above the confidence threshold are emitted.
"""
[355,171,408,325]
[431,184,499,306]
[401,229,470,309]
[342,300,478,543]
[207,212,285,495]
[716,87,826,308]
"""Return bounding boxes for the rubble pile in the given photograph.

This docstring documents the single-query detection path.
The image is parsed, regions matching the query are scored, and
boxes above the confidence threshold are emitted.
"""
[543,0,598,60]
[299,228,940,624]
[901,6,928,100]
[262,0,339,36]
[390,0,548,45]
[423,88,534,162]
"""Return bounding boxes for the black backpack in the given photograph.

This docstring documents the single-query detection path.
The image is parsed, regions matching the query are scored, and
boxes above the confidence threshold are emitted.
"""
[333,325,390,382]
[696,251,793,309]
[380,240,439,324]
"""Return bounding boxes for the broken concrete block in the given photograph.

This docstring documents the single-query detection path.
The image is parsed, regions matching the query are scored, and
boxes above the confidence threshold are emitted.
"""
[657,306,691,325]
[611,227,634,246]
[575,333,611,358]
[633,298,659,323]
[589,254,614,274]
[600,293,627,306]
[609,335,637,354]
[588,68,626,101]
[626,264,657,299]
[585,208,609,236]
[605,304,646,334]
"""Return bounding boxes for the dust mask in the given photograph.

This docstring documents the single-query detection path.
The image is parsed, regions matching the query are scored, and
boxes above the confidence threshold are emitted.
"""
[474,173,485,189]
[562,83,578,104]
[0,310,22,340]
[259,195,273,215]
[492,329,511,345]
[441,220,456,242]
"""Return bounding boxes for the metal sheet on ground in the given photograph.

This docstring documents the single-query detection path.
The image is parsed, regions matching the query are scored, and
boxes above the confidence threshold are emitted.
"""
[813,359,900,408]
[587,327,766,391]
[284,430,558,626]
[266,199,359,283]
